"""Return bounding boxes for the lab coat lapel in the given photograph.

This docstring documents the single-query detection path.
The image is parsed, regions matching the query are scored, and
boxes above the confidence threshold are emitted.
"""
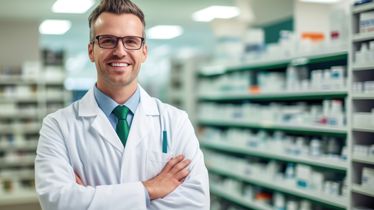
[120,86,160,181]
[78,88,124,152]
[123,86,159,151]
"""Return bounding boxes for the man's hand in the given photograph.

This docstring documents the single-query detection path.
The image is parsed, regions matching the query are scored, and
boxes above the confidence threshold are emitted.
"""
[143,154,191,200]
[75,173,83,185]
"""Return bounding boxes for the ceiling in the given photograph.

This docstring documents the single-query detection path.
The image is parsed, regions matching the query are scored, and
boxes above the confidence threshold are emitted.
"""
[0,0,294,52]
[0,0,294,91]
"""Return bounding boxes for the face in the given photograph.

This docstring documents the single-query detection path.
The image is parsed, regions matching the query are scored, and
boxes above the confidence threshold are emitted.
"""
[88,12,147,93]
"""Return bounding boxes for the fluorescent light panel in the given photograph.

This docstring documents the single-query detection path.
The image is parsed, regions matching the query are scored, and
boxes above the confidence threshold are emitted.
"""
[39,20,71,35]
[52,0,94,14]
[299,0,340,3]
[193,6,240,22]
[147,25,183,39]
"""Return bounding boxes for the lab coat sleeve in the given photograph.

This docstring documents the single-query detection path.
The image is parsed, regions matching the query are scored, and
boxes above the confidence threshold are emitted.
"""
[35,114,147,210]
[150,112,210,210]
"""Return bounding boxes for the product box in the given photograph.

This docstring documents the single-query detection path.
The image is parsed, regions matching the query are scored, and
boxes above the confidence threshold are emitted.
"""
[362,167,374,188]
[360,11,374,33]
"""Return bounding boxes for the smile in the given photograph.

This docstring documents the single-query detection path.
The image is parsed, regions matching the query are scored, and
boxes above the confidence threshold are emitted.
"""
[110,63,129,67]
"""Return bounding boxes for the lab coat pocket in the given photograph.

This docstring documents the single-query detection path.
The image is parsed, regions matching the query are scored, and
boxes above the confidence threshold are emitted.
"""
[146,150,173,178]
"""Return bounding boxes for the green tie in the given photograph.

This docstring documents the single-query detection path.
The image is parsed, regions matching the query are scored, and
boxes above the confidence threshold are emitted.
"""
[112,105,130,147]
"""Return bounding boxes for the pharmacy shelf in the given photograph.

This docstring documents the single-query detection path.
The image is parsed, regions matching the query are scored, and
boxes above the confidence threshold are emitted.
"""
[198,50,347,77]
[351,5,374,209]
[352,1,374,13]
[0,96,39,103]
[227,51,347,73]
[210,185,272,210]
[352,126,374,133]
[0,78,39,85]
[352,155,374,165]
[207,165,347,209]
[352,32,374,42]
[352,184,374,197]
[0,191,38,206]
[198,119,347,136]
[0,141,38,152]
[0,125,40,134]
[198,90,348,101]
[0,112,39,119]
[352,93,374,100]
[351,63,374,71]
[1,172,35,180]
[0,157,35,168]
[201,140,347,171]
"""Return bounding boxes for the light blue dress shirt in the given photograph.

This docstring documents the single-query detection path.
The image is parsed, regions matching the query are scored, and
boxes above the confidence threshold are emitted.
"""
[93,85,151,206]
[93,85,140,129]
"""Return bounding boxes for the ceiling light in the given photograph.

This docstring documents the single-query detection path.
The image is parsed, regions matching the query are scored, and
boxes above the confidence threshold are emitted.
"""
[147,25,183,39]
[299,0,340,3]
[52,0,94,14]
[39,20,71,35]
[192,6,240,22]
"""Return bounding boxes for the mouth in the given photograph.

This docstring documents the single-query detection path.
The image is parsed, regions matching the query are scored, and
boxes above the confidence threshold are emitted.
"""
[109,62,130,67]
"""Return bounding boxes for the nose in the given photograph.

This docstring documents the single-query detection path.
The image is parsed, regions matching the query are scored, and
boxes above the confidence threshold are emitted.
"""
[112,39,128,57]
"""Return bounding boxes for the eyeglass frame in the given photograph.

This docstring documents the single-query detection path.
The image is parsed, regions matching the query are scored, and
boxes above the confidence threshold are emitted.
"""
[92,35,145,50]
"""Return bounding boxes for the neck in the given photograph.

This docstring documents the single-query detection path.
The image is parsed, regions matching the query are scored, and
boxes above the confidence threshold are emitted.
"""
[96,81,137,104]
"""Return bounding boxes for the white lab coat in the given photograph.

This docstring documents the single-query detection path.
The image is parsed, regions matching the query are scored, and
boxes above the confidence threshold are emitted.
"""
[35,86,210,210]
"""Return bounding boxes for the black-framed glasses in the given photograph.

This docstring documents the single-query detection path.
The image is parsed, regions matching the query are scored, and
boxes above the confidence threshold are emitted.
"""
[94,35,145,50]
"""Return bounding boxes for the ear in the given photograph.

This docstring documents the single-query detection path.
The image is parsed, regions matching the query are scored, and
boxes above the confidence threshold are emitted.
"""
[88,43,95,62]
[141,44,148,63]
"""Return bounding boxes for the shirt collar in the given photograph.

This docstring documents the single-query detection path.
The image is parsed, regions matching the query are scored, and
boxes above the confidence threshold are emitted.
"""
[93,85,140,117]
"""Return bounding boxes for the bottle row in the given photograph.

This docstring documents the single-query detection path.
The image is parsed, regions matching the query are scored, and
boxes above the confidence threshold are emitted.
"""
[352,80,374,94]
[0,168,34,194]
[200,128,347,162]
[198,100,346,127]
[198,66,347,96]
[210,175,329,210]
[0,103,40,117]
[354,40,374,65]
[0,120,40,132]
[0,152,36,165]
[353,110,374,129]
[0,62,65,82]
[354,144,374,157]
[0,86,66,99]
[204,151,347,199]
[0,134,38,151]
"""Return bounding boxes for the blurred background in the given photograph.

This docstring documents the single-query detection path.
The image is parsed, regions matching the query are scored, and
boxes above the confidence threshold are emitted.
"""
[0,0,374,209]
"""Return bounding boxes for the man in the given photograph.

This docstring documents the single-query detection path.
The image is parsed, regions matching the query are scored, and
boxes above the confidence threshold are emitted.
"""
[34,0,210,209]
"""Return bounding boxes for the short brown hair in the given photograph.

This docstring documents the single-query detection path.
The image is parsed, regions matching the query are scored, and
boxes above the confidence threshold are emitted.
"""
[88,0,146,41]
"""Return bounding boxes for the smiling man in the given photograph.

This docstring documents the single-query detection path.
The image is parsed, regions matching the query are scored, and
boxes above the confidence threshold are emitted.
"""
[34,0,210,209]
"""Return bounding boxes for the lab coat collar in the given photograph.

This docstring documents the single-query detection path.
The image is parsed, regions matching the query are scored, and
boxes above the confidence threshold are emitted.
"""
[138,85,159,116]
[77,84,159,152]
[78,85,159,117]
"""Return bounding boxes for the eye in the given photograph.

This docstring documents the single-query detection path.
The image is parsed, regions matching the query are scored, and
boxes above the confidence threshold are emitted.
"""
[124,38,138,46]
[99,36,117,46]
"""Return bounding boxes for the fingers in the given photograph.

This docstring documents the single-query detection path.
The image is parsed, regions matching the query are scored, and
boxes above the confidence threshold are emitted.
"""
[170,159,191,175]
[175,167,190,181]
[162,154,185,173]
[75,174,83,185]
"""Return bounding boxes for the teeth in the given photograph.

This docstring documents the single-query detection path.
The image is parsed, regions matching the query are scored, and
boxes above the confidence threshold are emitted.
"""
[111,63,129,67]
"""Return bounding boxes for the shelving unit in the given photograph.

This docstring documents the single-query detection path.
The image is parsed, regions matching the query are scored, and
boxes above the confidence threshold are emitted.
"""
[197,49,350,209]
[0,57,70,206]
[207,163,347,209]
[350,2,374,209]
[167,56,206,125]
[210,184,273,210]
[201,140,347,170]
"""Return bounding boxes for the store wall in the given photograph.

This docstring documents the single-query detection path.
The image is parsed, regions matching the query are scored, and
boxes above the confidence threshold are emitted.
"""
[294,1,332,37]
[259,17,294,44]
[0,20,40,66]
